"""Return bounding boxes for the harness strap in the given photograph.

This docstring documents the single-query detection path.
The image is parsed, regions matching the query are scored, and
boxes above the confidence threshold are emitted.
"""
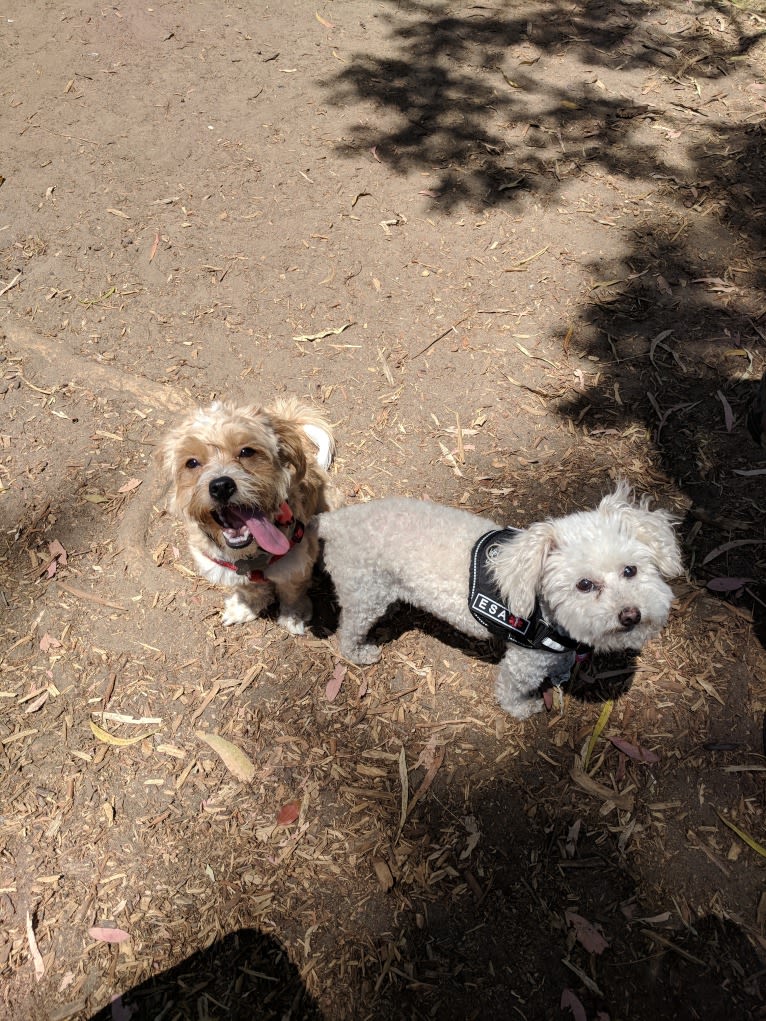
[468,528,585,653]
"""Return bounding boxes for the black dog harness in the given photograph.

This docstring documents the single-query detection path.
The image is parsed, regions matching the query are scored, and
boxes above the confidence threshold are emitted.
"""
[468,528,586,654]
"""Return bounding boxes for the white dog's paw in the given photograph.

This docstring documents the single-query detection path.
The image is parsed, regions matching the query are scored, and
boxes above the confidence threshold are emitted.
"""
[495,676,543,719]
[222,594,258,627]
[342,642,381,666]
[498,694,542,720]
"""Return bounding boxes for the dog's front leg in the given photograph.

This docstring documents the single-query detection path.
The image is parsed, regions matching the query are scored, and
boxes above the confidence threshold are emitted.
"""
[273,573,313,635]
[267,543,316,635]
[222,584,273,626]
[495,647,575,719]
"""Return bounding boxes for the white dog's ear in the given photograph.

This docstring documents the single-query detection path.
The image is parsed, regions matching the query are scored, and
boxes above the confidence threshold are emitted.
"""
[631,507,682,578]
[491,522,557,618]
[602,482,683,579]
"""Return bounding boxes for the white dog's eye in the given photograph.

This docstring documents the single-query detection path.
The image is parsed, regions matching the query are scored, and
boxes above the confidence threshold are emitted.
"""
[576,579,594,593]
[239,447,256,458]
[185,457,201,470]
[623,565,637,578]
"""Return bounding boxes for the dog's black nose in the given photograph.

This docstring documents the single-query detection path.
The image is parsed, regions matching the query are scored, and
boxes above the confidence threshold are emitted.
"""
[619,607,641,629]
[209,476,237,503]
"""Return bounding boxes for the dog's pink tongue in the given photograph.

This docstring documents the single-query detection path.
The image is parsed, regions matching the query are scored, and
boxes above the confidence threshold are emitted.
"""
[245,511,290,555]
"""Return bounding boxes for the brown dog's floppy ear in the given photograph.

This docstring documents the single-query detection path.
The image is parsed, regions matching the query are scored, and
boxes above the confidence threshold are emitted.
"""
[154,418,187,481]
[490,521,556,618]
[270,415,307,481]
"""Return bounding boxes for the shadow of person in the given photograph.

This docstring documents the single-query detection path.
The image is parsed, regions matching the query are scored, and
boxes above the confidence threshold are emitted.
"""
[88,928,322,1021]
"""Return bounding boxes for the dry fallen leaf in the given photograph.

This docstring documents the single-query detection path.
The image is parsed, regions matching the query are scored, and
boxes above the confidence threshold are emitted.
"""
[413,734,440,772]
[117,478,142,494]
[293,322,353,342]
[88,926,130,944]
[570,759,634,812]
[407,742,445,817]
[26,912,44,981]
[716,389,735,432]
[560,988,587,1021]
[609,736,660,764]
[24,690,50,714]
[46,539,67,578]
[109,995,132,1021]
[707,576,754,592]
[584,699,613,772]
[717,812,766,858]
[396,745,408,839]
[195,731,256,782]
[90,721,157,747]
[326,663,346,702]
[39,633,62,653]
[565,910,609,954]
[373,858,394,892]
[702,539,765,566]
[276,800,300,826]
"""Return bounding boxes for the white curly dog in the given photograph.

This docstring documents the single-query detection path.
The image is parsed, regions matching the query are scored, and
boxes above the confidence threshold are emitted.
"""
[316,483,682,719]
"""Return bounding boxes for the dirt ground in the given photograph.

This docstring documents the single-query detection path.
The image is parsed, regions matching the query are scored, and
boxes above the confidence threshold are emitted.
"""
[1,1,766,1019]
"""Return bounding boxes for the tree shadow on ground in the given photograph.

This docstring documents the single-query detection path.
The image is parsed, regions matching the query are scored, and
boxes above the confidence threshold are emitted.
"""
[323,0,766,633]
[555,120,766,641]
[323,0,766,211]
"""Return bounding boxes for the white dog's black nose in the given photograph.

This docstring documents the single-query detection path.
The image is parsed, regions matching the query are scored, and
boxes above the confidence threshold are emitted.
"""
[209,476,237,503]
[619,607,641,629]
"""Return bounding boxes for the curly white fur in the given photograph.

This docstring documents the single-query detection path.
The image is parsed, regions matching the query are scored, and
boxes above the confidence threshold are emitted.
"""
[317,483,682,719]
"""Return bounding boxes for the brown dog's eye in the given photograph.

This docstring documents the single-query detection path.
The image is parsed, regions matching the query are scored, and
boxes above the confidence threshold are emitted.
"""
[239,447,256,458]
[185,457,201,469]
[623,565,637,578]
[576,579,594,592]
